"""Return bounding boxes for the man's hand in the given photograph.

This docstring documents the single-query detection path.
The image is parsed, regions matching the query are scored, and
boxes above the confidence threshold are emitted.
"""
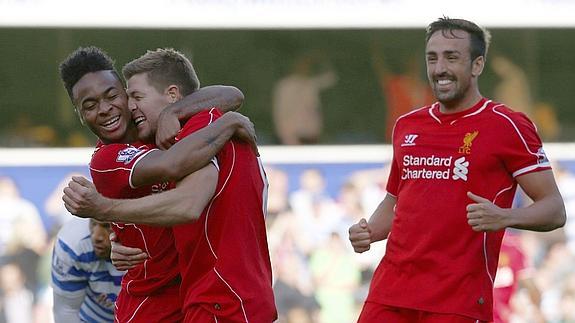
[349,218,372,253]
[156,107,181,150]
[109,232,148,271]
[62,176,109,220]
[227,112,259,156]
[466,192,509,232]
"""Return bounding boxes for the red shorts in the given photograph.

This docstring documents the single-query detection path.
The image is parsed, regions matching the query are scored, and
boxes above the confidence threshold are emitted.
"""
[358,302,486,323]
[115,284,183,323]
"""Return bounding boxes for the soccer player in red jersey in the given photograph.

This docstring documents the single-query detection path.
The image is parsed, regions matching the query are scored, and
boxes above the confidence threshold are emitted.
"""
[63,48,277,323]
[348,17,566,323]
[59,46,256,322]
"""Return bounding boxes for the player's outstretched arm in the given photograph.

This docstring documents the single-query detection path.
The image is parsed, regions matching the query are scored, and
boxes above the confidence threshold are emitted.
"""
[131,111,256,187]
[156,85,244,149]
[349,193,396,253]
[466,170,565,232]
[63,163,218,226]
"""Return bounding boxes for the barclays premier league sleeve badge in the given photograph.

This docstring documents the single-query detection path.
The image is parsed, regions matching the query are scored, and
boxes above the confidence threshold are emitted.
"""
[537,147,549,165]
[116,147,142,164]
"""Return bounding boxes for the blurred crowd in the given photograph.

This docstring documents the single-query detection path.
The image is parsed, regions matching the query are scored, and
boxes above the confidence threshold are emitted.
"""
[0,161,574,323]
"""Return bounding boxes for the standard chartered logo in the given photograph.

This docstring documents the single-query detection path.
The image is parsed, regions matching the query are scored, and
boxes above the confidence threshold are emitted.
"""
[452,157,469,181]
[401,154,470,181]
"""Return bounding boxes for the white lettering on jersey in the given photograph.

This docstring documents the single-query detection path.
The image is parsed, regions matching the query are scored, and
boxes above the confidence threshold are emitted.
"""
[401,134,419,147]
[452,157,469,181]
[400,155,471,181]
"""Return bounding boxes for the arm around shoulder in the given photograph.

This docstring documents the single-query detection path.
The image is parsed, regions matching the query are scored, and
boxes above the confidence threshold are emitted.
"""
[105,163,219,226]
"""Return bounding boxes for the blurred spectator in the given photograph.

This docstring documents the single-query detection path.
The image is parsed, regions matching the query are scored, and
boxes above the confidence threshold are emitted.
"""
[0,261,34,323]
[0,114,57,147]
[270,211,319,323]
[272,52,337,145]
[371,43,433,141]
[491,55,534,117]
[491,55,561,142]
[289,169,341,252]
[554,163,575,254]
[0,175,47,301]
[310,232,361,323]
[265,167,290,220]
[533,102,561,142]
[44,172,86,235]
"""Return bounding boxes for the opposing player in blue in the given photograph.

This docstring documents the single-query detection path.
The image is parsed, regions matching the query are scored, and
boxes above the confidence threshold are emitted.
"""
[51,217,123,322]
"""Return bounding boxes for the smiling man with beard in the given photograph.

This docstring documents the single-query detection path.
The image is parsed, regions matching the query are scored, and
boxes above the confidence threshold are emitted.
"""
[349,17,565,323]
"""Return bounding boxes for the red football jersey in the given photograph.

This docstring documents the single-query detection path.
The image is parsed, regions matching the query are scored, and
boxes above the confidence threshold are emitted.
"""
[368,98,551,321]
[90,142,180,296]
[173,109,277,322]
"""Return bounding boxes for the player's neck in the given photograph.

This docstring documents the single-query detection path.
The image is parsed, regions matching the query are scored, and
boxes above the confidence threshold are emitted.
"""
[439,91,483,114]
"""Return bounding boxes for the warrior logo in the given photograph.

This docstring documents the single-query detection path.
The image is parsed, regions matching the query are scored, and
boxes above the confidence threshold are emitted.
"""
[401,134,419,147]
[458,131,479,154]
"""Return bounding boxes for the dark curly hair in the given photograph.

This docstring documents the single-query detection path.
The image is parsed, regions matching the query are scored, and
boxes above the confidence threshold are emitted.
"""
[59,46,122,102]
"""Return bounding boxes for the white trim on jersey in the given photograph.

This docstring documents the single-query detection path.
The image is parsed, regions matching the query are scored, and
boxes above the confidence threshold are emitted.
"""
[427,102,441,124]
[128,148,159,189]
[492,104,551,177]
[483,233,494,286]
[452,100,492,125]
[513,163,551,178]
[125,224,151,295]
[492,105,540,159]
[90,166,134,173]
[493,185,514,205]
[214,268,249,322]
[257,157,269,219]
[204,142,235,260]
[125,296,150,323]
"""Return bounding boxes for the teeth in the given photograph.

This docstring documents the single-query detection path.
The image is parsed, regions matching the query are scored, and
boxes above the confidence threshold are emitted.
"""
[438,79,452,85]
[134,116,146,125]
[102,116,120,127]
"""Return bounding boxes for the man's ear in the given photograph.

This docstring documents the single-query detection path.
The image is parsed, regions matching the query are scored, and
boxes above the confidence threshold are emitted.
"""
[471,56,485,77]
[166,85,181,103]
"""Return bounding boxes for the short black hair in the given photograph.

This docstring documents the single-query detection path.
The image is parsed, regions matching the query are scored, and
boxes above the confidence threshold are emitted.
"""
[426,17,491,62]
[59,46,121,101]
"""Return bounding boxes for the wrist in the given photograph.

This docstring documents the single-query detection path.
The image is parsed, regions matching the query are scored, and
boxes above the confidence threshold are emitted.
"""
[99,197,115,222]
[501,207,517,229]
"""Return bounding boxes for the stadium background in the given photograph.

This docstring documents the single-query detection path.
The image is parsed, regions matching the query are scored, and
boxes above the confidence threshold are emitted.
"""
[0,1,574,322]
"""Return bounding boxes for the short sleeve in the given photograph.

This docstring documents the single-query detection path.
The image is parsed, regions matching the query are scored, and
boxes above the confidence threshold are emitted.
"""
[89,144,155,196]
[498,111,551,178]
